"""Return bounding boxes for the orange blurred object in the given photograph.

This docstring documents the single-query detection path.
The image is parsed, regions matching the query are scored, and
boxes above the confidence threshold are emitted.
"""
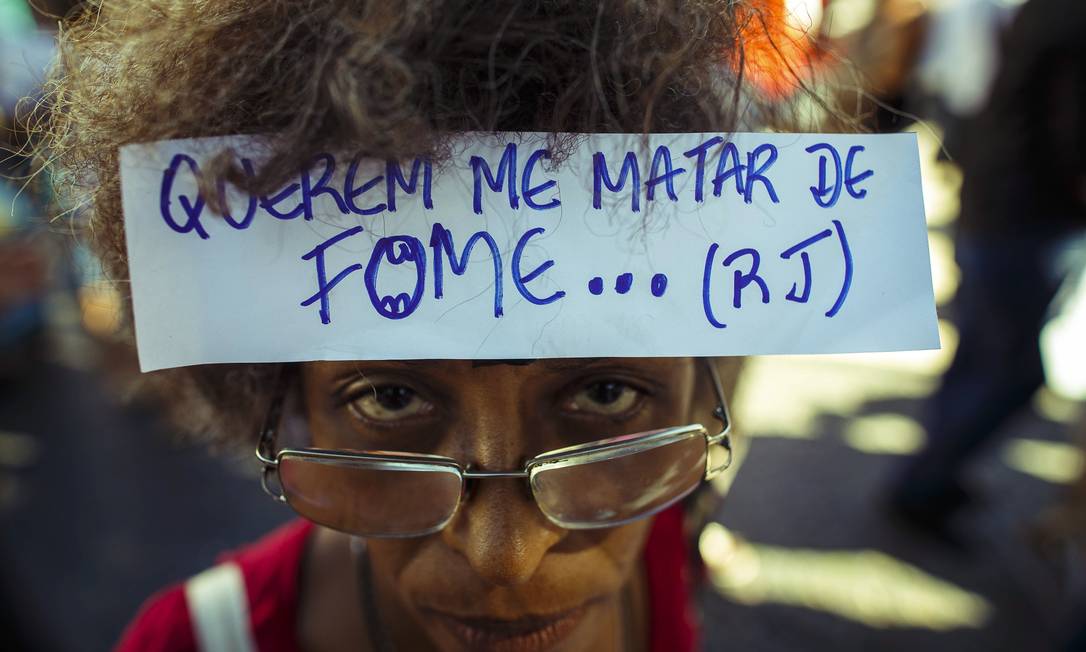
[736,0,828,100]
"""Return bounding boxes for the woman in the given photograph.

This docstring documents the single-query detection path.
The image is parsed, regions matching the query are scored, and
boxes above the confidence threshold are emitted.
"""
[42,1,807,649]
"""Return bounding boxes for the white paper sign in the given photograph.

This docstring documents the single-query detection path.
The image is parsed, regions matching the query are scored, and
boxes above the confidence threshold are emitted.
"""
[120,132,938,371]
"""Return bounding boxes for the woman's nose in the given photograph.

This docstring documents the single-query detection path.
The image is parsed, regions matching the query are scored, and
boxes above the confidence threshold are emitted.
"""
[441,478,564,587]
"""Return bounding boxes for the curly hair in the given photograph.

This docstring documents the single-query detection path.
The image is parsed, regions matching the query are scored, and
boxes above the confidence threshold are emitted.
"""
[40,0,827,446]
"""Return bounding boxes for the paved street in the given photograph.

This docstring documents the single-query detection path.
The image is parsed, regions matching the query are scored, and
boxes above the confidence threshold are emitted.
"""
[703,353,1080,651]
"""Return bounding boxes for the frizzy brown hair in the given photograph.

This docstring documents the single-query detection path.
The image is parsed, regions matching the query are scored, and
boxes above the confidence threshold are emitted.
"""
[41,0,822,445]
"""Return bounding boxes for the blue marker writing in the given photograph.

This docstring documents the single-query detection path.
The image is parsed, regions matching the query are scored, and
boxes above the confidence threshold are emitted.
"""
[344,155,387,216]
[471,143,520,214]
[645,146,685,202]
[806,143,874,207]
[701,243,727,329]
[300,226,366,324]
[429,223,504,318]
[159,153,209,239]
[780,228,833,303]
[215,157,258,230]
[386,158,433,212]
[723,248,770,308]
[365,236,427,320]
[743,143,779,204]
[592,151,640,213]
[683,136,723,203]
[300,153,348,220]
[512,227,565,305]
[711,142,745,199]
[826,219,853,317]
[522,148,560,211]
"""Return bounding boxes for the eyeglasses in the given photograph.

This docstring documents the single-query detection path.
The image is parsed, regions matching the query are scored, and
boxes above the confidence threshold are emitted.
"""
[255,359,733,538]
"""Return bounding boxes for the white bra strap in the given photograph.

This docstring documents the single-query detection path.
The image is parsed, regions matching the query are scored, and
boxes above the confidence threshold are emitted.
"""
[184,562,259,652]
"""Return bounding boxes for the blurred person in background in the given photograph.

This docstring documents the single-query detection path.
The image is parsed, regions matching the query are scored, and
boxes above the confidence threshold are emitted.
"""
[2,3,92,651]
[912,0,1023,153]
[830,0,929,132]
[0,0,58,377]
[0,2,50,644]
[888,0,1086,540]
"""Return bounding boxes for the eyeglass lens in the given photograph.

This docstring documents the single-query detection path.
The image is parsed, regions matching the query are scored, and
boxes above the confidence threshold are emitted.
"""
[278,455,463,537]
[530,432,707,529]
[277,429,711,537]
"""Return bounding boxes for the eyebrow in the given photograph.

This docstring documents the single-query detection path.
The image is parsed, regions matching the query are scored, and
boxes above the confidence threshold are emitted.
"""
[471,359,536,368]
[330,357,606,380]
[539,358,605,370]
[471,358,608,368]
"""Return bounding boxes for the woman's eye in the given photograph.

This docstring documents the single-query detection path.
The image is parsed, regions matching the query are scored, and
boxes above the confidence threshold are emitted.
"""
[567,381,642,416]
[345,385,433,423]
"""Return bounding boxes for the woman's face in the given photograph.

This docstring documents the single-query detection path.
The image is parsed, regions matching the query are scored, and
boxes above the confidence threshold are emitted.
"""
[300,357,726,650]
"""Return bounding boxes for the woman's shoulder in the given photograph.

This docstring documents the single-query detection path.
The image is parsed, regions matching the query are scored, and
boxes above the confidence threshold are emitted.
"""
[114,519,314,652]
[114,583,196,652]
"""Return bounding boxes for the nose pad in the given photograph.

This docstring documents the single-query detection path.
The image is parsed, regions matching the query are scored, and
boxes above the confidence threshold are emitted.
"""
[442,476,563,587]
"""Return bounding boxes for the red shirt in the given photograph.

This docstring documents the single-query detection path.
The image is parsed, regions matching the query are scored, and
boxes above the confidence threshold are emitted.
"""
[116,505,697,651]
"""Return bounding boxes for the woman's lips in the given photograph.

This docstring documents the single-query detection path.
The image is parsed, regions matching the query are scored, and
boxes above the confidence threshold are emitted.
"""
[424,605,588,652]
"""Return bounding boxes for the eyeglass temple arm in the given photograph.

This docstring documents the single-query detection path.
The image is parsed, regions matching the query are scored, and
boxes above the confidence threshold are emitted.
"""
[254,367,293,502]
[702,358,732,441]
[255,365,291,466]
[702,358,734,475]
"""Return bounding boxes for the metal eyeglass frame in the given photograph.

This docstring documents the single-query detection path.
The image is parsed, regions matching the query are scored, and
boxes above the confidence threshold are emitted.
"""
[255,358,733,535]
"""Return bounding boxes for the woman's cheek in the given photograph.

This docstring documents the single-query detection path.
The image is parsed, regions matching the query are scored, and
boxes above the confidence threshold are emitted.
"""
[589,519,655,584]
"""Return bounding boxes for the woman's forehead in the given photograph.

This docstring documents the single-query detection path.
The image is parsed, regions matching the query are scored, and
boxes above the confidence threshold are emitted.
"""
[307,357,693,381]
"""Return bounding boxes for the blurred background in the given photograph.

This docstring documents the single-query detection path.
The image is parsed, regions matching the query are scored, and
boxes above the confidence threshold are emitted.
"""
[1,0,1083,650]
